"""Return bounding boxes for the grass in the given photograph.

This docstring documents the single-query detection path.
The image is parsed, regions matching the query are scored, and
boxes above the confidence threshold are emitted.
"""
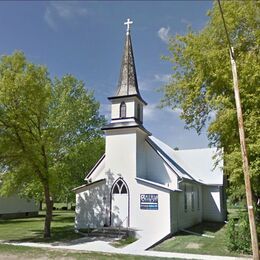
[0,210,82,243]
[110,236,138,248]
[153,222,248,257]
[0,244,169,260]
[0,209,253,258]
[0,211,185,259]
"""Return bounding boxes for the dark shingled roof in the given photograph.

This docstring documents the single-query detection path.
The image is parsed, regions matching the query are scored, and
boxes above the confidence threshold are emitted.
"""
[114,32,145,103]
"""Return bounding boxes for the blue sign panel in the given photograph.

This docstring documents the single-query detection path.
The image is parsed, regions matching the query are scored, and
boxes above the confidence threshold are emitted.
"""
[140,194,158,210]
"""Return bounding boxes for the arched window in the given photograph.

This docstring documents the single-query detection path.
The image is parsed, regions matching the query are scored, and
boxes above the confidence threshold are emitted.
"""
[112,178,128,194]
[120,102,126,118]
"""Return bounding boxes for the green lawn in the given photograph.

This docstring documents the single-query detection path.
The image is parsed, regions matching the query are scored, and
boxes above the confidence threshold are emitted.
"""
[153,222,248,257]
[0,210,253,258]
[110,236,138,248]
[0,210,82,243]
[0,244,168,260]
[0,211,173,259]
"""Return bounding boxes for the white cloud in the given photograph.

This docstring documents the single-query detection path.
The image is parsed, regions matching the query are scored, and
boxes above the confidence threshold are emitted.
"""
[138,74,171,93]
[158,26,170,43]
[144,104,158,121]
[154,74,171,83]
[44,2,88,29]
[44,7,56,29]
[181,18,192,27]
[165,107,182,115]
[144,103,182,122]
[138,79,154,92]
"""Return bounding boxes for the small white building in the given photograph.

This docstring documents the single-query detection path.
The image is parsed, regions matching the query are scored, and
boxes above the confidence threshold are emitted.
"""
[0,193,39,219]
[74,20,226,240]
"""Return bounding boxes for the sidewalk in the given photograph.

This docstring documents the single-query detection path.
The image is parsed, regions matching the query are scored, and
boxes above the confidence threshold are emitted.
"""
[2,239,251,260]
[122,229,170,251]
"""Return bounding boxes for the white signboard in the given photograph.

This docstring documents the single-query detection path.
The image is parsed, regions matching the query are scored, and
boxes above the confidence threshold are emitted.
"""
[140,194,158,210]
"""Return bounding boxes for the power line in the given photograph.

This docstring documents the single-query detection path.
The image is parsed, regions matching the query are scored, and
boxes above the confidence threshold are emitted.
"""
[217,0,234,58]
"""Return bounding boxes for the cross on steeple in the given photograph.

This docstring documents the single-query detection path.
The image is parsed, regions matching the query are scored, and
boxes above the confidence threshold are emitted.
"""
[124,18,133,35]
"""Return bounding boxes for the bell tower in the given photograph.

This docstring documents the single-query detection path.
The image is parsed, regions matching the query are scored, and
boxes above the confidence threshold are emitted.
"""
[102,19,150,182]
[102,18,148,131]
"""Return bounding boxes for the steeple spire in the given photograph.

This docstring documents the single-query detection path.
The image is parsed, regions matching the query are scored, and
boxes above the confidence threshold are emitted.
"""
[114,18,146,104]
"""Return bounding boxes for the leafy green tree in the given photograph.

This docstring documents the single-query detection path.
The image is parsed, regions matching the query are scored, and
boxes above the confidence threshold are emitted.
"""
[0,52,105,238]
[55,136,104,207]
[161,1,260,202]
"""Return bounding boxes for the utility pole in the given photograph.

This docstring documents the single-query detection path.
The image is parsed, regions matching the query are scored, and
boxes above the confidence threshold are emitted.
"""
[217,1,259,259]
[230,47,259,260]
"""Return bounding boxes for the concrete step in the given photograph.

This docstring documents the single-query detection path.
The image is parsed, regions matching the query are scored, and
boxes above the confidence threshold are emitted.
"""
[91,231,126,238]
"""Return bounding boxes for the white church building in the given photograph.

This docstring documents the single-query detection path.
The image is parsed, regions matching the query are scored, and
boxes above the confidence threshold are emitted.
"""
[74,19,226,241]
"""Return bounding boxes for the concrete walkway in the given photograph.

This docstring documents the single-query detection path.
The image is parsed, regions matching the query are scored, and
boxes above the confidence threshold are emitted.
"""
[122,229,170,251]
[2,238,251,260]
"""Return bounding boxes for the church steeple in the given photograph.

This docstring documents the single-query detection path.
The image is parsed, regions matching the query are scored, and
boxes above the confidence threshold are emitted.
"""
[103,18,150,135]
[109,18,146,104]
[116,20,140,97]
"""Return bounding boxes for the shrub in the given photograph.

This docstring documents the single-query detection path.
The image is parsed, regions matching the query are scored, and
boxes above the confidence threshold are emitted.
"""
[226,212,252,254]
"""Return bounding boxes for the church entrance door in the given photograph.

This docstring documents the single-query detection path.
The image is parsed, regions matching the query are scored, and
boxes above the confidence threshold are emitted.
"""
[111,178,129,228]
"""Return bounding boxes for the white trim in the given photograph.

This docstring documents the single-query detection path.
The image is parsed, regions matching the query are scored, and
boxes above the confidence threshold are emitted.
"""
[84,154,105,180]
[135,177,181,192]
[73,179,106,193]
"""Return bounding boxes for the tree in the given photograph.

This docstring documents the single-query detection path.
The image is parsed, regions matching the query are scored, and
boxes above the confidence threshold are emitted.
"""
[161,1,260,203]
[55,136,104,207]
[0,52,105,238]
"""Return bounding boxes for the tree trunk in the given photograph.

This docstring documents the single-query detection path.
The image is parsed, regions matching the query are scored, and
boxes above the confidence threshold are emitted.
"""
[44,184,53,238]
[39,200,43,211]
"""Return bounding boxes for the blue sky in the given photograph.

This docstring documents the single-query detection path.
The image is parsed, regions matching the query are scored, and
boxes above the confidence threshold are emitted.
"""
[0,1,213,149]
